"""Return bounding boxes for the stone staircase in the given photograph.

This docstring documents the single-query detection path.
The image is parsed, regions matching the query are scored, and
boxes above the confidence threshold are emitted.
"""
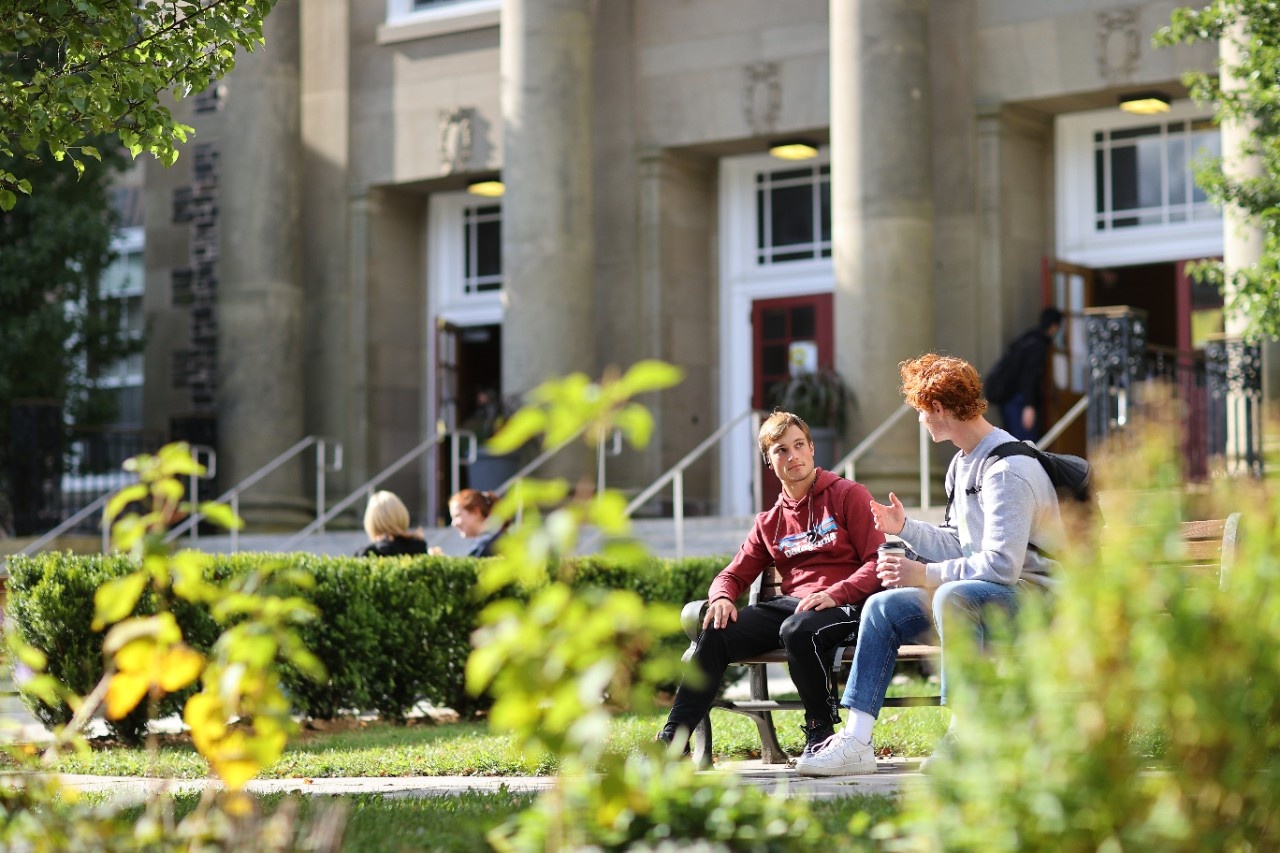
[164,507,950,559]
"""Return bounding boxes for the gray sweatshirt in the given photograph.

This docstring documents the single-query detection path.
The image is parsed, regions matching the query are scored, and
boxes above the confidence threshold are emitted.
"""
[899,427,1064,589]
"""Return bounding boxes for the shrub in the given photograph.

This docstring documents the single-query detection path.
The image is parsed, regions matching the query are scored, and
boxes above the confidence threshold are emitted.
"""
[6,550,724,734]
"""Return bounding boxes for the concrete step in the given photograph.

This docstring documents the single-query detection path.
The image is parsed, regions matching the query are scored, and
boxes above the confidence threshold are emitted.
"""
[166,507,948,560]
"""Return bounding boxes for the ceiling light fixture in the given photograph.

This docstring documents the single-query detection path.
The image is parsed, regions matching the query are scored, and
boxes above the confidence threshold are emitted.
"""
[768,140,819,161]
[467,179,505,197]
[1118,92,1171,115]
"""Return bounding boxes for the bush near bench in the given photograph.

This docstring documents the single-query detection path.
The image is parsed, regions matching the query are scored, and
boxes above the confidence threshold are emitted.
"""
[5,552,724,741]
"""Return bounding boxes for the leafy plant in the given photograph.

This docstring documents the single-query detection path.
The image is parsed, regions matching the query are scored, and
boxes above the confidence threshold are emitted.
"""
[3,442,339,849]
[0,0,282,208]
[1155,2,1280,338]
[889,417,1280,850]
[769,367,853,435]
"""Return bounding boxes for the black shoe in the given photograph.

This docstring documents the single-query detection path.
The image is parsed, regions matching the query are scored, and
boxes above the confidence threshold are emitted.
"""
[656,723,692,757]
[800,721,836,757]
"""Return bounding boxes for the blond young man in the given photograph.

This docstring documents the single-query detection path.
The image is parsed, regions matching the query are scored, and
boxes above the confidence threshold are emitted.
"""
[657,411,885,757]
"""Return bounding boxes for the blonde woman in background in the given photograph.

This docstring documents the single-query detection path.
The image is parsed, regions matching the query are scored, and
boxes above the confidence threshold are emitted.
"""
[356,490,428,557]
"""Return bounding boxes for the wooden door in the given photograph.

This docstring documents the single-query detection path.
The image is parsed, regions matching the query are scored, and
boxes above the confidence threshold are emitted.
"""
[751,293,834,509]
[1043,258,1093,456]
[433,319,462,524]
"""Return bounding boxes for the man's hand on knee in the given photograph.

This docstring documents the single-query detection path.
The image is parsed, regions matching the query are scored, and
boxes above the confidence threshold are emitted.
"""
[703,597,738,630]
[796,591,836,612]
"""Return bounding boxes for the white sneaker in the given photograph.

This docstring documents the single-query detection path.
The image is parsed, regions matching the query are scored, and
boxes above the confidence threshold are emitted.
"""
[793,729,876,777]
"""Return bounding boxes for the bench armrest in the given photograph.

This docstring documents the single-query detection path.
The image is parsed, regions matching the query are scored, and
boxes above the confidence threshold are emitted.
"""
[680,599,708,642]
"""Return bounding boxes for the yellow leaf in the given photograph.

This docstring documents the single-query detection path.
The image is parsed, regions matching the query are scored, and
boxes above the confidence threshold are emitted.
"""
[104,484,148,526]
[223,791,254,817]
[113,637,157,673]
[92,572,148,631]
[105,672,150,719]
[158,646,205,692]
[212,757,261,791]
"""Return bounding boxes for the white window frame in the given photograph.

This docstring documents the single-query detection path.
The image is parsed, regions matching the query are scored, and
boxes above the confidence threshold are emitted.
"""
[427,191,504,328]
[718,151,834,517]
[381,0,500,42]
[1056,100,1223,267]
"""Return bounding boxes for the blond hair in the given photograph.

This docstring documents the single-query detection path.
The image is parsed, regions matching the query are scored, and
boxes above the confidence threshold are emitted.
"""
[757,410,813,456]
[363,491,422,541]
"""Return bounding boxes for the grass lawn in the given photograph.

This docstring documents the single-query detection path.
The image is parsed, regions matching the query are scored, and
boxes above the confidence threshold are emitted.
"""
[102,790,902,852]
[38,692,949,778]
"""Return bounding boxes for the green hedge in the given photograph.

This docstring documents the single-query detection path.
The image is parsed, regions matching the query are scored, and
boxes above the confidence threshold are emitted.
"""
[5,551,725,738]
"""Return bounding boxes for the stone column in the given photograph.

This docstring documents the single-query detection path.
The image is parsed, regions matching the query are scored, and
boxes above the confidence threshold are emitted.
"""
[830,0,934,486]
[217,0,305,511]
[1220,20,1280,432]
[500,0,595,400]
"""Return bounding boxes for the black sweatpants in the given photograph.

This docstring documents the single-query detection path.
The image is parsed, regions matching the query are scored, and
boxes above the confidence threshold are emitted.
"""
[666,596,861,732]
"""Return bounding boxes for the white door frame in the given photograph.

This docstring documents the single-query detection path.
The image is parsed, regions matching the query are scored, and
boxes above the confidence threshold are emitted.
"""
[717,152,833,516]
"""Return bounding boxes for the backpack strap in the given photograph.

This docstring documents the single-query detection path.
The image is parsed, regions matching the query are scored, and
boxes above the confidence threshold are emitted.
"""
[943,441,1052,559]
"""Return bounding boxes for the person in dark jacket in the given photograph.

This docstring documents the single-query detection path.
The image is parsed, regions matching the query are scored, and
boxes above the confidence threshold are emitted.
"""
[356,490,428,557]
[655,410,885,759]
[448,488,507,557]
[1000,307,1063,441]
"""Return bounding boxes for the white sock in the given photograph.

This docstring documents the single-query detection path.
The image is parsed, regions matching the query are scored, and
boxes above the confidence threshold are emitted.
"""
[846,710,875,744]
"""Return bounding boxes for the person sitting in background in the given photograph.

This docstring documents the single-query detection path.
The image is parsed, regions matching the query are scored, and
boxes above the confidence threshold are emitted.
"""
[356,490,428,557]
[448,488,508,557]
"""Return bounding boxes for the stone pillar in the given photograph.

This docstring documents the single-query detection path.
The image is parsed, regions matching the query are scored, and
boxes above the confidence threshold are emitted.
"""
[1219,21,1280,446]
[217,0,305,510]
[830,0,934,487]
[500,0,595,400]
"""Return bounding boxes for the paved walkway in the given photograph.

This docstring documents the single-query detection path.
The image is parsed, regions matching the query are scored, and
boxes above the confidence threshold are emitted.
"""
[55,758,922,803]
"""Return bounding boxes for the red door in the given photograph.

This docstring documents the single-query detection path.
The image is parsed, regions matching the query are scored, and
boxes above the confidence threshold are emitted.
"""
[751,293,834,509]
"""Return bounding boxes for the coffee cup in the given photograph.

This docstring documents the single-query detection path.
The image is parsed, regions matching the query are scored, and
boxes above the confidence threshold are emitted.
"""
[877,541,906,562]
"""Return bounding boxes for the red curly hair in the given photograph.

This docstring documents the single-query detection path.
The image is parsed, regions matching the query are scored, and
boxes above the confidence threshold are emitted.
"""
[899,353,988,421]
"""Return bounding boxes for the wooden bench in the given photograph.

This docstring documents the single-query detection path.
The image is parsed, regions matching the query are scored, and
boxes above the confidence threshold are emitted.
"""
[678,512,1241,767]
[678,565,942,767]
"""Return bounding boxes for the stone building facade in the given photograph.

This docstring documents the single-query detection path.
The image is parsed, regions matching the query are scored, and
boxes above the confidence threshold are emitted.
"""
[141,0,1241,525]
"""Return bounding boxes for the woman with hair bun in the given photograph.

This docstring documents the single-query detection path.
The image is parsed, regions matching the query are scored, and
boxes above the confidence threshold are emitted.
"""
[448,488,508,557]
[356,490,428,557]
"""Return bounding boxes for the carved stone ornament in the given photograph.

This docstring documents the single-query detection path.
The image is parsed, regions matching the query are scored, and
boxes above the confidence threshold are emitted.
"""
[1096,10,1141,86]
[438,106,476,175]
[743,62,781,136]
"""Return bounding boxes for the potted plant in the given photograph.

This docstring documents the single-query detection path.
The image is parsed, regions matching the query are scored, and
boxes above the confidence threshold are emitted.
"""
[769,367,853,469]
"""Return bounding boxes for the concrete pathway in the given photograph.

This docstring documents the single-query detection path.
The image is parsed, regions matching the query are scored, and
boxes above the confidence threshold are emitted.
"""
[54,757,922,803]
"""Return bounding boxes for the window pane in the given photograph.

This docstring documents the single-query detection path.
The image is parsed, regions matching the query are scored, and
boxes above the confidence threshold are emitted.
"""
[476,219,500,277]
[791,306,815,339]
[819,181,831,244]
[1094,149,1106,218]
[1111,125,1160,141]
[762,344,788,376]
[756,189,766,253]
[769,184,814,247]
[1110,145,1139,211]
[1167,135,1187,206]
[762,309,786,340]
[1136,135,1163,210]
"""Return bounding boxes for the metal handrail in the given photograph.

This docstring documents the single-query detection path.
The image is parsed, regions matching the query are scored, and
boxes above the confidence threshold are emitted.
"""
[12,490,124,561]
[836,404,931,509]
[1036,396,1089,450]
[11,443,217,561]
[165,436,342,552]
[623,408,762,561]
[279,430,451,552]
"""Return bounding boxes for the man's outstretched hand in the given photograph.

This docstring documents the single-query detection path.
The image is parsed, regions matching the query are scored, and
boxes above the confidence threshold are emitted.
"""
[869,492,906,535]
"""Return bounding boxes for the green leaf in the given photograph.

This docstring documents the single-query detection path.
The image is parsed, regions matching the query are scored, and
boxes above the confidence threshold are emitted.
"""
[617,360,684,396]
[91,572,148,631]
[104,483,148,526]
[198,501,244,531]
[487,407,546,454]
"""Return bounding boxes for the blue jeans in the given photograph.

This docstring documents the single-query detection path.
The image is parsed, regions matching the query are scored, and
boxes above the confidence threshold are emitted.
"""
[839,580,1025,717]
[1001,393,1038,442]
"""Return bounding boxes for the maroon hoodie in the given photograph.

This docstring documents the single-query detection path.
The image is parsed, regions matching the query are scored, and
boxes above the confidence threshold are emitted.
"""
[708,469,884,607]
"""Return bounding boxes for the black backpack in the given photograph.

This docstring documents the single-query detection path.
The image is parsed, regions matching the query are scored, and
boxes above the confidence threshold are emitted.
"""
[984,332,1038,405]
[944,441,1094,557]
